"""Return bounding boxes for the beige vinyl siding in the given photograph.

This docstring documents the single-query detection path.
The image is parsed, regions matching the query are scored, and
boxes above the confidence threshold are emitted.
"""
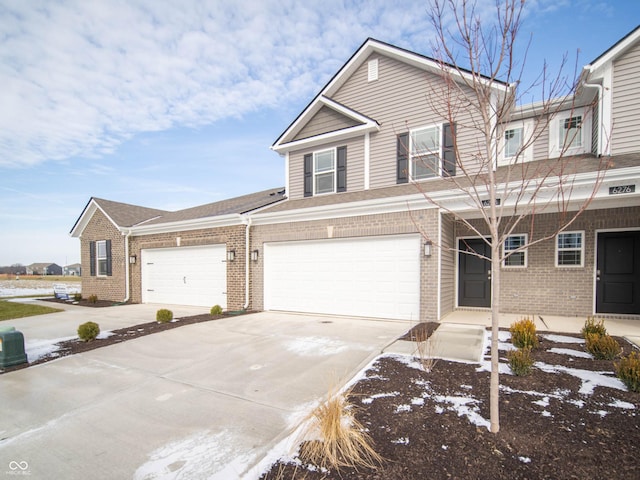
[532,116,550,161]
[294,106,361,141]
[288,137,365,199]
[612,40,640,155]
[333,53,486,189]
[439,212,455,317]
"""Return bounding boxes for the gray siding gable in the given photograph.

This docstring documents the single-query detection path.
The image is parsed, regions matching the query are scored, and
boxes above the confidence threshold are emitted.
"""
[293,105,361,141]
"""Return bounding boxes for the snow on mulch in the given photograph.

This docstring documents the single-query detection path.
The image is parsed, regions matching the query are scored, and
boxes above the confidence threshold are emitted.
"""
[23,331,114,363]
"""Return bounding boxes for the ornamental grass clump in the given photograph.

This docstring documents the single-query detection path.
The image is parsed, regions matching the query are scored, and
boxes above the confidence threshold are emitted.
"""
[509,317,539,349]
[77,321,100,342]
[298,390,382,472]
[582,316,607,338]
[584,333,621,360]
[88,294,98,304]
[615,351,640,393]
[156,308,173,323]
[210,305,223,316]
[507,347,534,376]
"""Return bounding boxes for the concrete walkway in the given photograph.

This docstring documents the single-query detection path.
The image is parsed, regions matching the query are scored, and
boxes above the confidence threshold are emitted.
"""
[0,310,408,479]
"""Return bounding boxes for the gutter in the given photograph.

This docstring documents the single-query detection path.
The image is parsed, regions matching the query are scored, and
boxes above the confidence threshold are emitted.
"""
[581,68,604,156]
[122,228,132,303]
[242,214,252,310]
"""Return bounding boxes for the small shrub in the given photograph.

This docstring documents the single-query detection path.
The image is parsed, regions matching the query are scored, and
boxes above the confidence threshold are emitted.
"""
[88,294,98,304]
[156,308,173,323]
[615,351,640,393]
[210,305,223,316]
[78,321,100,342]
[509,317,539,349]
[584,333,621,360]
[73,293,82,302]
[582,316,607,338]
[507,347,534,376]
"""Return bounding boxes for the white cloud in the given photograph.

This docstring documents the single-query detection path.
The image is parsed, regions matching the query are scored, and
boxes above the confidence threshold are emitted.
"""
[0,0,440,168]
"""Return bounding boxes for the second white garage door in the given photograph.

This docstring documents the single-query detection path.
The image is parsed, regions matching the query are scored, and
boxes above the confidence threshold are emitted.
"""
[141,245,227,308]
[264,234,421,320]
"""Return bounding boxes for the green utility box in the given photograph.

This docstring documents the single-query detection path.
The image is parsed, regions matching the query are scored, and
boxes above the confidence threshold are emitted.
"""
[0,326,28,368]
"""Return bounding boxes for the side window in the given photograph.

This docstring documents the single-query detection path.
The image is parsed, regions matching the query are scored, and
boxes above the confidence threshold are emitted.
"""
[560,115,582,149]
[499,120,533,165]
[303,146,346,196]
[97,240,108,276]
[503,234,527,268]
[410,125,440,180]
[556,231,584,267]
[90,240,112,277]
[504,127,523,158]
[549,108,591,158]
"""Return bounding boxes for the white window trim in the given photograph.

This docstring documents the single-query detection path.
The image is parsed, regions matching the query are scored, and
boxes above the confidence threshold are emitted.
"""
[409,124,442,181]
[548,107,592,158]
[502,234,528,268]
[555,231,585,268]
[498,119,534,166]
[313,147,337,195]
[96,240,108,277]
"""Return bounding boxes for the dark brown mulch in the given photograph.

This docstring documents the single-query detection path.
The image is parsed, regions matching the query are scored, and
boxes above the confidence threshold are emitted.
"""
[42,297,120,308]
[398,321,440,341]
[261,328,640,480]
[1,309,253,374]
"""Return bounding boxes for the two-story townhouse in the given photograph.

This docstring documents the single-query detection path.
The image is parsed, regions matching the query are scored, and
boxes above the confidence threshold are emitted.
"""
[249,31,640,321]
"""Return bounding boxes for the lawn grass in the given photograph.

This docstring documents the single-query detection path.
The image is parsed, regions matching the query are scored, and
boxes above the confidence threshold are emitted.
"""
[0,301,63,321]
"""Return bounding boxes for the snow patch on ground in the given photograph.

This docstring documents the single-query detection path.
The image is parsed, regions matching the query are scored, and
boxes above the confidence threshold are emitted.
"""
[361,392,400,405]
[547,348,592,358]
[541,334,584,344]
[534,362,627,395]
[24,336,75,363]
[284,337,354,356]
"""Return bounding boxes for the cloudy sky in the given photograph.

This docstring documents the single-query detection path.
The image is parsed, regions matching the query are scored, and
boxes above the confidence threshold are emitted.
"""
[0,0,637,267]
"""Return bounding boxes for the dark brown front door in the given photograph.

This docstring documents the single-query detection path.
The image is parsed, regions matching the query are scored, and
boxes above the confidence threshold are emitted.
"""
[458,238,491,308]
[596,231,640,315]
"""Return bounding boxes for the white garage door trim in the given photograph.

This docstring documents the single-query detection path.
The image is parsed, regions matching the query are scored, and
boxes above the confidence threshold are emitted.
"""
[264,234,421,320]
[141,245,227,308]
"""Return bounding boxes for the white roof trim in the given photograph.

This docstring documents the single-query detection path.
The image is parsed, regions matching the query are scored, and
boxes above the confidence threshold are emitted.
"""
[69,199,120,238]
[127,213,241,236]
[272,122,379,154]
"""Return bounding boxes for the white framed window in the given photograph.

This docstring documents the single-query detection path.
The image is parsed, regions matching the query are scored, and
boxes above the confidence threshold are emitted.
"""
[499,120,533,165]
[556,231,584,267]
[549,107,591,157]
[410,125,441,180]
[96,240,108,276]
[314,148,336,195]
[503,234,527,268]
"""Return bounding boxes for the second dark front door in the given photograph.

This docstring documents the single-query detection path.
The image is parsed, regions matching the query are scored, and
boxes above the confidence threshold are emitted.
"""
[596,231,640,315]
[458,238,491,308]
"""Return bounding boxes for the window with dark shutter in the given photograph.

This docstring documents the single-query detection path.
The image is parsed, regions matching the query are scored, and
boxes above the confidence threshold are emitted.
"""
[89,241,96,276]
[397,133,409,184]
[442,122,456,177]
[304,154,313,197]
[337,146,347,192]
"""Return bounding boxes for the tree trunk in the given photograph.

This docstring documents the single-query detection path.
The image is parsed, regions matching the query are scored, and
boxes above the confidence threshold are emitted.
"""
[489,242,501,433]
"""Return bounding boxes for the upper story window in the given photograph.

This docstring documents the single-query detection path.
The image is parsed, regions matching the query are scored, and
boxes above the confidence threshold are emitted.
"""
[314,148,336,194]
[556,231,584,267]
[503,234,527,268]
[549,107,591,158]
[499,120,533,165]
[410,125,441,180]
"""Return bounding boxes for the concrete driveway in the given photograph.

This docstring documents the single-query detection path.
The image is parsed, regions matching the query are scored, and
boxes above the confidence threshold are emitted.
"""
[0,309,409,479]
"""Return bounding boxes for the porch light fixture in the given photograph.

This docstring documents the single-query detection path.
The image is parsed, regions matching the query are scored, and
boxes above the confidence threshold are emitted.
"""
[227,250,236,262]
[251,250,259,262]
[424,241,432,257]
[129,254,137,264]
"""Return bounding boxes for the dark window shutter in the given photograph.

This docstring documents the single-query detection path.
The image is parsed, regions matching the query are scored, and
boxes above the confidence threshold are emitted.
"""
[442,122,456,177]
[336,146,347,192]
[303,154,313,197]
[89,241,96,276]
[397,133,409,184]
[105,239,112,276]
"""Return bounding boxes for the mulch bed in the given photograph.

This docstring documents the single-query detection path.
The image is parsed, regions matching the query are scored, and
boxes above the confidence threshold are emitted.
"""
[261,328,640,480]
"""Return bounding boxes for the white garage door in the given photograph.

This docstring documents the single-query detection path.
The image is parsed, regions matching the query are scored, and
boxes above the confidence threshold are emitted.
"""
[141,245,227,308]
[264,234,421,320]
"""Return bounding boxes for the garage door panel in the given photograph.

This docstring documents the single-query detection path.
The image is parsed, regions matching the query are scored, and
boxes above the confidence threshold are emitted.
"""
[264,235,420,320]
[141,246,227,308]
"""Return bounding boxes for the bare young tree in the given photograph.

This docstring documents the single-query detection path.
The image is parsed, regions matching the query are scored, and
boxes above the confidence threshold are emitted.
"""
[408,0,610,433]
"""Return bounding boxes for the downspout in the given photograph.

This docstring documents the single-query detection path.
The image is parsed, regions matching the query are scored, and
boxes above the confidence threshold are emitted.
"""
[243,215,252,310]
[122,229,132,303]
[582,69,603,156]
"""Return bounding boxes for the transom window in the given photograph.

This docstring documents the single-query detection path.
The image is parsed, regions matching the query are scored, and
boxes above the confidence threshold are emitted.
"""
[504,127,523,158]
[97,240,108,276]
[503,234,527,267]
[314,148,335,194]
[560,115,582,149]
[410,125,440,180]
[556,231,584,267]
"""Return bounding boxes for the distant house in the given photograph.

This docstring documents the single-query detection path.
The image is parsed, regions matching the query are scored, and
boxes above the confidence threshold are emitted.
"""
[26,263,63,276]
[63,263,82,276]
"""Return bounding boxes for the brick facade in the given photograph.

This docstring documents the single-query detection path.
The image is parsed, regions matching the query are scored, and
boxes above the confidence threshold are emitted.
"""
[251,208,440,321]
[454,206,640,318]
[80,210,126,302]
